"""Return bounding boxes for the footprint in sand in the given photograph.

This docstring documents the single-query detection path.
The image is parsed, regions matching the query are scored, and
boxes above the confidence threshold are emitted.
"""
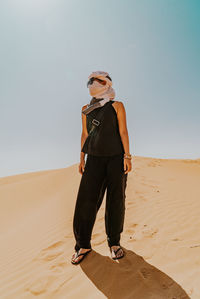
[26,240,69,296]
[130,223,138,228]
[33,241,66,262]
[140,267,152,279]
[25,273,58,295]
[126,228,135,234]
[127,201,135,206]
[125,224,138,241]
[134,226,158,240]
[131,190,147,201]
[64,233,73,239]
[142,227,158,238]
[140,181,159,189]
[172,238,182,242]
[26,272,71,295]
[147,160,162,167]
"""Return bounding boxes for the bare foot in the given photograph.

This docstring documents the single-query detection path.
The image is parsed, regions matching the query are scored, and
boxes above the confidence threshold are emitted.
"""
[71,248,91,264]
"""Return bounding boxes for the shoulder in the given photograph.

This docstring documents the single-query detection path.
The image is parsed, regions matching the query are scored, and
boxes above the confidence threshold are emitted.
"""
[112,101,125,113]
[81,104,88,111]
[112,100,124,107]
[81,104,89,118]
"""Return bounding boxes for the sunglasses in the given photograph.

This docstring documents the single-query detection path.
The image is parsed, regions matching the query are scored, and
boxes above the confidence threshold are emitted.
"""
[87,75,112,87]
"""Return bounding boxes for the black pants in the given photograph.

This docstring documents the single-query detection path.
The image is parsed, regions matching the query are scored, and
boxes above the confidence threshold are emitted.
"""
[73,153,128,251]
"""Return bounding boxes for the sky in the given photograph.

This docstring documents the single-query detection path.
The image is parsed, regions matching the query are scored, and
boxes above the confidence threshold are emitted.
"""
[0,0,199,178]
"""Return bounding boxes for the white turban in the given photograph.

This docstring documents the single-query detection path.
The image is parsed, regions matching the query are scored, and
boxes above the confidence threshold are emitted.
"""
[82,71,115,115]
[87,71,115,100]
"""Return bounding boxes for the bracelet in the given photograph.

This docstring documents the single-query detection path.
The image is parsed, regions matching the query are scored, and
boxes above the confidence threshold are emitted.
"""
[124,153,132,160]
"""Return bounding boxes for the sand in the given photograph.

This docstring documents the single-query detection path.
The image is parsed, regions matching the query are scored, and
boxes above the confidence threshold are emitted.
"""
[0,156,200,298]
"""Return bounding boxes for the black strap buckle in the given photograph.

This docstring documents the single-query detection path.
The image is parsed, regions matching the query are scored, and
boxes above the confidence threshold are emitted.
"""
[92,119,100,126]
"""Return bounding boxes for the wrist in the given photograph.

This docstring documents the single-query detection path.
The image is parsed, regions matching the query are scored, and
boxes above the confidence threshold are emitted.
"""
[124,153,132,160]
[80,151,85,160]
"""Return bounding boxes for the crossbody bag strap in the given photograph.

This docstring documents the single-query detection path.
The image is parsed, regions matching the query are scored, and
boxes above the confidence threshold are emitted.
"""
[87,101,112,136]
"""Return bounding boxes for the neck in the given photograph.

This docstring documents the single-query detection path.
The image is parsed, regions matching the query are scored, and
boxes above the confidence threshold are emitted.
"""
[90,97,104,105]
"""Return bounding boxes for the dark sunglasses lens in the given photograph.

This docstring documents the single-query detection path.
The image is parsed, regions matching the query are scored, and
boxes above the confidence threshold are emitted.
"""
[87,77,94,87]
[106,75,112,81]
[87,76,110,87]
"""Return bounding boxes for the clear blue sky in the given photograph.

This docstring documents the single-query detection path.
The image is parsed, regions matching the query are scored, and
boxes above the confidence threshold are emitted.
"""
[0,0,199,178]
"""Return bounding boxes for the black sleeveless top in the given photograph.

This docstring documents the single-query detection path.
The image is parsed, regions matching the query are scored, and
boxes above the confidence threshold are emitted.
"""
[81,100,124,156]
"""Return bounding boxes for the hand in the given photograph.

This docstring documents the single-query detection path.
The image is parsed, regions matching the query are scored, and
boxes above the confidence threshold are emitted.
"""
[79,159,85,175]
[124,158,132,174]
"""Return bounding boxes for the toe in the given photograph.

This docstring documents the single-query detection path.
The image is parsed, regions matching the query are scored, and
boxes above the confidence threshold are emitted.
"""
[72,255,81,263]
[118,249,123,257]
[71,249,91,263]
[71,251,80,263]
[115,248,123,258]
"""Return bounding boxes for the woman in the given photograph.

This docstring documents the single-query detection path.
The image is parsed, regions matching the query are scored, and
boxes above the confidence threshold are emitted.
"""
[71,71,132,265]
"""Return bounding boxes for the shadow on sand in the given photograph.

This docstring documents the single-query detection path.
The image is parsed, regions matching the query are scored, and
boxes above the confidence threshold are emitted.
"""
[79,246,190,299]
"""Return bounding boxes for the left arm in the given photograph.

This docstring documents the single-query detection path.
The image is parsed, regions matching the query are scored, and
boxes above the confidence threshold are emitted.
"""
[116,101,132,174]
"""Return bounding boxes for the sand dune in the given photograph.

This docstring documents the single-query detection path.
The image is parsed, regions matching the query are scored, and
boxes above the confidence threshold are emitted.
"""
[0,156,200,298]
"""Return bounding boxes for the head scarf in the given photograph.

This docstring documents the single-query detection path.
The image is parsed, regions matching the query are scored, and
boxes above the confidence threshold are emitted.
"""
[82,71,115,115]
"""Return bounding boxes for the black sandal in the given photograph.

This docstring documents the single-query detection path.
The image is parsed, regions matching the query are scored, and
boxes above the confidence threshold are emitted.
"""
[71,249,92,265]
[110,246,124,260]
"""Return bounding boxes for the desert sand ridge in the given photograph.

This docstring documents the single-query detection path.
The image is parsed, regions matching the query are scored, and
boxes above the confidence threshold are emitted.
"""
[0,156,200,298]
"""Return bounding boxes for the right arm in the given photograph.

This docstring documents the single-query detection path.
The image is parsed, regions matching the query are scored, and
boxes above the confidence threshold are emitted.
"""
[79,105,88,174]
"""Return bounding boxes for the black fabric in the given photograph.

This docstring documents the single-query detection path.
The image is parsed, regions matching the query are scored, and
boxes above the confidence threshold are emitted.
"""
[86,100,111,135]
[73,153,128,251]
[82,100,124,156]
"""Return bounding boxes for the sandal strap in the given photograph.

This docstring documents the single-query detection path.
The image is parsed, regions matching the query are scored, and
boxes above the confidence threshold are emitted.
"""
[110,246,123,254]
[113,247,122,255]
[75,249,91,258]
